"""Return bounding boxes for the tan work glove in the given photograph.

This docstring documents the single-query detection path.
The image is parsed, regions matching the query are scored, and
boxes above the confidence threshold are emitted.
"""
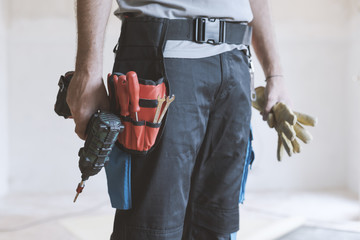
[252,86,317,161]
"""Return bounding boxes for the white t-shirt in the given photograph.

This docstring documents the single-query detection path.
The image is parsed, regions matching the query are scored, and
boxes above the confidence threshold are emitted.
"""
[115,0,253,22]
[115,0,253,58]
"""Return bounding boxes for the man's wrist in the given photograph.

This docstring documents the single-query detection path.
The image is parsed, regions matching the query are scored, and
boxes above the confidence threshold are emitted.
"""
[265,74,284,81]
[73,66,103,84]
[75,54,103,78]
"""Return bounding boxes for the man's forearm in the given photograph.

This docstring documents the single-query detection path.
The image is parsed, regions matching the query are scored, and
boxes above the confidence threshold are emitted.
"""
[249,0,283,77]
[66,0,112,140]
[76,0,112,76]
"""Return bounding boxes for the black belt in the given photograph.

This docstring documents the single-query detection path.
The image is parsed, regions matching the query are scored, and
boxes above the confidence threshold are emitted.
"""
[166,17,252,45]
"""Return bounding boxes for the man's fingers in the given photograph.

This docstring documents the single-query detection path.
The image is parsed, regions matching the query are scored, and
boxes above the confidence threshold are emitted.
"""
[75,124,87,140]
[263,97,277,120]
[99,95,111,111]
[73,113,92,140]
[272,102,297,125]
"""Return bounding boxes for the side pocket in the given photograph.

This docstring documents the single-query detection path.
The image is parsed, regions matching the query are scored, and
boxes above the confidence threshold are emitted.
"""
[144,122,162,151]
[132,122,146,151]
[117,117,161,154]
[239,127,255,204]
[121,120,132,147]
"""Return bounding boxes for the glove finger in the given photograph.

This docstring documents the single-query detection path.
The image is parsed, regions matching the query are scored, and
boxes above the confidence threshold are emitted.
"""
[251,101,263,112]
[278,121,296,141]
[294,123,313,144]
[280,132,293,157]
[254,86,266,109]
[267,112,276,128]
[291,138,301,153]
[294,111,318,127]
[273,102,297,125]
[277,134,285,161]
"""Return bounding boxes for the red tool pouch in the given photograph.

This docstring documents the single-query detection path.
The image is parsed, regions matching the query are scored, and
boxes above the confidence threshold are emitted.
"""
[108,72,168,155]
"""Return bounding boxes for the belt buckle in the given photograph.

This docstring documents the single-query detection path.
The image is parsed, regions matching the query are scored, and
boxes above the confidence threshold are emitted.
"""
[195,17,226,44]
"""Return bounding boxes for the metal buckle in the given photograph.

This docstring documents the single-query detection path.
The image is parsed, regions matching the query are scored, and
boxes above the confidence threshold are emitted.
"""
[195,18,226,44]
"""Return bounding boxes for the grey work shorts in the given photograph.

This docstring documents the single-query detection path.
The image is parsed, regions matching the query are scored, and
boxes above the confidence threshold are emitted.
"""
[110,17,252,240]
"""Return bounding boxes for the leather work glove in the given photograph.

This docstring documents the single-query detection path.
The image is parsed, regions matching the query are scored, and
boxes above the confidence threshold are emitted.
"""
[252,86,317,161]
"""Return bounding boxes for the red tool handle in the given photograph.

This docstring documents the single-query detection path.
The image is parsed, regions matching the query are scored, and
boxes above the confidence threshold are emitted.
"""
[127,71,140,114]
[115,75,130,116]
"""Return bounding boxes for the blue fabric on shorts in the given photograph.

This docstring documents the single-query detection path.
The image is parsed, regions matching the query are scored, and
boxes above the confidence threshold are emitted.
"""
[105,146,132,210]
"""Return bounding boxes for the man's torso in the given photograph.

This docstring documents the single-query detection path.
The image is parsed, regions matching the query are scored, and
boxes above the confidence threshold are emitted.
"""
[115,0,253,22]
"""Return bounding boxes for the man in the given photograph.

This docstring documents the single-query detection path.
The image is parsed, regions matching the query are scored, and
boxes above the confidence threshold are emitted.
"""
[67,0,290,239]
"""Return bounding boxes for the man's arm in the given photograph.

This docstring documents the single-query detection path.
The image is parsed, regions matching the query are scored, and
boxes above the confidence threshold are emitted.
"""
[66,0,112,139]
[249,0,291,120]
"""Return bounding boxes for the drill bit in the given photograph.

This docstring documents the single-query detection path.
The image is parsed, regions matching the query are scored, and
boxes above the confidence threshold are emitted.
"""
[73,180,86,203]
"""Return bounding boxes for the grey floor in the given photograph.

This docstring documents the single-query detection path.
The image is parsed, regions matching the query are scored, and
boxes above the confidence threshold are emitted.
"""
[278,226,360,240]
[0,190,359,240]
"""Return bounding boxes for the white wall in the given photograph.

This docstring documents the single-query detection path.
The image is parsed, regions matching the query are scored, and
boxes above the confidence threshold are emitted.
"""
[7,0,120,194]
[4,0,359,196]
[346,0,360,196]
[0,0,9,196]
[248,0,357,192]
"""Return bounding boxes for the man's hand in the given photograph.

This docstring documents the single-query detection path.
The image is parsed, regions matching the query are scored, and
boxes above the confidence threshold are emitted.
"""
[249,0,291,120]
[66,71,109,140]
[69,0,112,139]
[252,86,317,161]
[263,76,292,120]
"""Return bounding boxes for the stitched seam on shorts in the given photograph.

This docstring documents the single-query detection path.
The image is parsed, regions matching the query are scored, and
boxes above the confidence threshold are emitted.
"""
[193,202,239,212]
[124,224,184,235]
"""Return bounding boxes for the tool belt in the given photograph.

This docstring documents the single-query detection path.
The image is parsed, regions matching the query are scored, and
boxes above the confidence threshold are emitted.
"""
[108,71,170,155]
[122,15,252,45]
[166,17,252,45]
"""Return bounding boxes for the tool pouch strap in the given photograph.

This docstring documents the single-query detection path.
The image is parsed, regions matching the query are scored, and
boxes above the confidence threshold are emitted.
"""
[108,73,167,155]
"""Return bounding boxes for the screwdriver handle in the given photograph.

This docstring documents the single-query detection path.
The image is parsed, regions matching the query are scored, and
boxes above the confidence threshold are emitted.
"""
[115,75,130,116]
[127,71,140,114]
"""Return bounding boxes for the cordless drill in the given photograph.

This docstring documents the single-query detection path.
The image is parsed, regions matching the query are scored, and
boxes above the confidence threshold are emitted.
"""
[55,71,124,202]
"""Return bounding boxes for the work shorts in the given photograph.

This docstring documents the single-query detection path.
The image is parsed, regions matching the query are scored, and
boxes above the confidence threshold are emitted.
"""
[109,16,252,240]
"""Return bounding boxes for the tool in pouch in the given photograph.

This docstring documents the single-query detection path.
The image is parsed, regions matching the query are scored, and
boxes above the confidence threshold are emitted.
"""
[54,72,124,202]
[108,71,174,155]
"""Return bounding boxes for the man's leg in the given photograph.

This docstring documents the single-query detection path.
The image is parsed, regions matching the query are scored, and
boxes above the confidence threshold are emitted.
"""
[111,55,225,240]
[181,49,251,240]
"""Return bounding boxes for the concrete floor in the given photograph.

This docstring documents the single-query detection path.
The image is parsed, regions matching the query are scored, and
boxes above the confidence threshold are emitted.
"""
[0,190,359,240]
